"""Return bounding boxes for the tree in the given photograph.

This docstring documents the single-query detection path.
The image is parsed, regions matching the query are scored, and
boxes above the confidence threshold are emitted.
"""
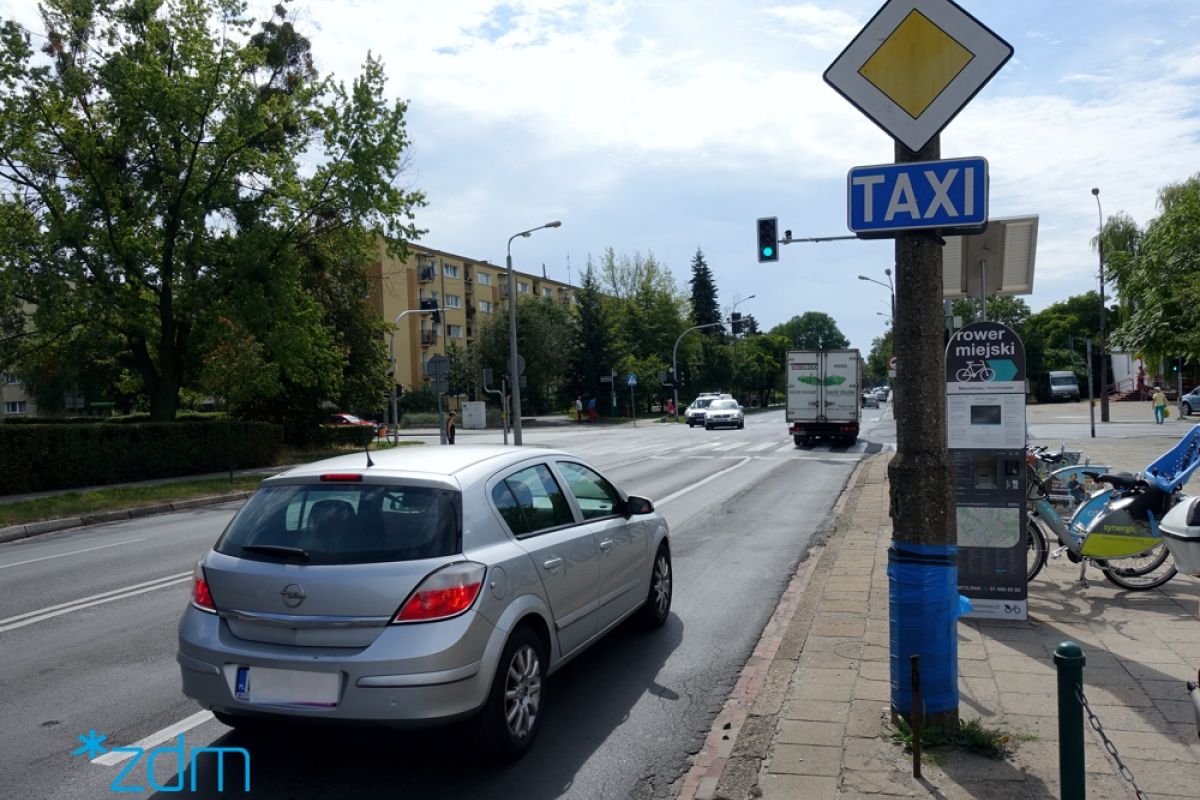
[569,262,614,402]
[475,296,573,413]
[0,0,425,420]
[1109,175,1200,365]
[769,312,850,350]
[866,329,895,380]
[688,248,722,334]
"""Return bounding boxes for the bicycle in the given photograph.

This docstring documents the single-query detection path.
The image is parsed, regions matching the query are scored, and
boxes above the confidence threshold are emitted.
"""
[1024,424,1200,589]
[1026,445,1107,514]
[955,361,995,382]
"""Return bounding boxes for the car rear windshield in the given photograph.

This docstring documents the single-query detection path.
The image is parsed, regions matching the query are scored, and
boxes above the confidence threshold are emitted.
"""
[1051,376,1077,386]
[215,484,461,565]
[692,399,714,409]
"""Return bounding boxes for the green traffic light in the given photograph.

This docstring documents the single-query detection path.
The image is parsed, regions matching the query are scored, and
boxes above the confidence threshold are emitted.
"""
[762,246,774,258]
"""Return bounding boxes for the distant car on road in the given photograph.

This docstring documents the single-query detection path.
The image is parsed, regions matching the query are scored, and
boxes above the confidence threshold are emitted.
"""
[704,399,745,430]
[326,412,386,437]
[862,392,879,408]
[685,397,716,427]
[873,387,891,401]
[1181,387,1200,415]
[178,445,672,760]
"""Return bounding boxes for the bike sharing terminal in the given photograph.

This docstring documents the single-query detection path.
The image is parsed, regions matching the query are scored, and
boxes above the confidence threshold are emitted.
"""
[947,321,1029,619]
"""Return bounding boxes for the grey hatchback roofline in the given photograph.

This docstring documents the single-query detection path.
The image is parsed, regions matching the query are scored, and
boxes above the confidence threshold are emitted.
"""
[262,445,576,488]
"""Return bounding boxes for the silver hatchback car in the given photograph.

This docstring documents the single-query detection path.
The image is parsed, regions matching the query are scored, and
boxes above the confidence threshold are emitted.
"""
[177,445,671,759]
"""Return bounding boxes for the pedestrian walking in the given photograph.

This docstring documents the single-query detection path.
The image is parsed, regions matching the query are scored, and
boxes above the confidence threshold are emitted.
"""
[446,411,457,443]
[1152,386,1167,424]
[575,396,583,423]
[666,398,675,420]
[587,397,598,423]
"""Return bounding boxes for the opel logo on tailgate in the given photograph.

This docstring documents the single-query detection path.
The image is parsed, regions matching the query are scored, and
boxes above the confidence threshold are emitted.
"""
[280,583,306,608]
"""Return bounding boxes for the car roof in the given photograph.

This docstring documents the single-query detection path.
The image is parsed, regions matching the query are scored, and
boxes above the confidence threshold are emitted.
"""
[263,445,576,488]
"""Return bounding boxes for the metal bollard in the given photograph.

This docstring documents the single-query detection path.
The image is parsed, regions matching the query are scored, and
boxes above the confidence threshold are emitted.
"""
[1055,641,1087,800]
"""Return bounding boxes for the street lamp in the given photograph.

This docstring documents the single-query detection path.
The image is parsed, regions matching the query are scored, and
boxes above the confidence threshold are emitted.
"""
[389,307,438,445]
[507,220,562,446]
[731,295,756,401]
[672,322,724,419]
[858,269,895,318]
[1092,188,1109,423]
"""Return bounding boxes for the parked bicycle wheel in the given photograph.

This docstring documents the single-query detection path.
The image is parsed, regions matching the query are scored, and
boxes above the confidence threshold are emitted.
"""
[1100,543,1178,590]
[1026,521,1048,582]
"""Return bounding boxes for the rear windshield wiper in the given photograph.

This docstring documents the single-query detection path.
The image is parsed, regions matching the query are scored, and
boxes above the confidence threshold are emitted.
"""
[240,544,311,562]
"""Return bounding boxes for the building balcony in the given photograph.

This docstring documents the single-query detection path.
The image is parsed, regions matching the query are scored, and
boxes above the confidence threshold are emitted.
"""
[420,330,436,346]
[418,267,435,282]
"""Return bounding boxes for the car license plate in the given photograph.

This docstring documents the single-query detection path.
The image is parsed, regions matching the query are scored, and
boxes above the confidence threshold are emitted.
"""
[235,666,340,707]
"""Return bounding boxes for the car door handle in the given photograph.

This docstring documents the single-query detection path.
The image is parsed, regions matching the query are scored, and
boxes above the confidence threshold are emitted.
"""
[542,557,563,571]
[599,539,614,552]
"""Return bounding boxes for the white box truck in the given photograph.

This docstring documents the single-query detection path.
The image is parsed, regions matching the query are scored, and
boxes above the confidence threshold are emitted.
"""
[786,349,862,447]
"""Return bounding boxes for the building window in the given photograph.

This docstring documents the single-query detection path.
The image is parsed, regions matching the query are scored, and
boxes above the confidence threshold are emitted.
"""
[518,282,530,294]
[4,401,27,414]
[447,325,463,339]
[444,294,461,309]
[477,273,491,286]
[419,289,439,302]
[542,287,553,298]
[1,371,19,385]
[442,263,459,278]
[477,300,492,313]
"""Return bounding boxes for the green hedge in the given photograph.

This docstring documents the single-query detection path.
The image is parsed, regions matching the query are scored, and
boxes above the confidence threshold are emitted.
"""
[0,420,283,495]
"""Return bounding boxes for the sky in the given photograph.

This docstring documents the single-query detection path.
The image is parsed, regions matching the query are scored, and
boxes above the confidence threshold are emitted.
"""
[3,0,1199,354]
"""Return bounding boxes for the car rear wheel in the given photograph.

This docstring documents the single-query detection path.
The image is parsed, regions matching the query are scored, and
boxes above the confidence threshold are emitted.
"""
[1184,401,1193,415]
[638,545,672,628]
[478,626,547,760]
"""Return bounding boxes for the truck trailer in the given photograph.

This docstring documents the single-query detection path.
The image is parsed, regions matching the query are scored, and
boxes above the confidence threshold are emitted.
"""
[786,349,862,447]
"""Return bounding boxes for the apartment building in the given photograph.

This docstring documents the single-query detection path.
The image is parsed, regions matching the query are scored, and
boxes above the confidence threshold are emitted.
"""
[367,240,576,394]
[1,371,36,416]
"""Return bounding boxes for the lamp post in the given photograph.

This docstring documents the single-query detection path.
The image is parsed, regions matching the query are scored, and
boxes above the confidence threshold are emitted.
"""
[389,307,438,445]
[731,295,756,402]
[1092,188,1109,423]
[858,269,896,318]
[672,322,724,420]
[507,220,562,446]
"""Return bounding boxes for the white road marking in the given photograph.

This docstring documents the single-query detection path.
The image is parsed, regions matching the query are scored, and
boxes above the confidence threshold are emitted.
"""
[746,442,776,452]
[0,538,147,570]
[655,458,751,506]
[0,572,191,633]
[92,710,216,766]
[776,443,796,453]
[712,442,748,452]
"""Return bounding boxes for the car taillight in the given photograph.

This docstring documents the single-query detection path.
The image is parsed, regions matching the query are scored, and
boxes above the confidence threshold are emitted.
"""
[393,562,486,624]
[320,473,362,482]
[192,565,217,613]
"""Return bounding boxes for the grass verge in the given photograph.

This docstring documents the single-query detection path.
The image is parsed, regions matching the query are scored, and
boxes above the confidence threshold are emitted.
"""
[889,716,1013,760]
[0,439,424,528]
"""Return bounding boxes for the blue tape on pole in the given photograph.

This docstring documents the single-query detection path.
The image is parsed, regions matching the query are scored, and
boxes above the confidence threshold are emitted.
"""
[888,542,968,715]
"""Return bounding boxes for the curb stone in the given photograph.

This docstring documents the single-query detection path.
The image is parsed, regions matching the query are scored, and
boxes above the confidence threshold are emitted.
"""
[675,454,876,800]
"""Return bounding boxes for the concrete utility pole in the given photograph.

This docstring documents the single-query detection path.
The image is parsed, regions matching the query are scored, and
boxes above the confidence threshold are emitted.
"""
[1092,188,1110,423]
[887,135,958,734]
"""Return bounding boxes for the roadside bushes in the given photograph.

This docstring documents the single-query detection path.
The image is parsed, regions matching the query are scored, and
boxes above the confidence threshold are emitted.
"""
[0,420,282,495]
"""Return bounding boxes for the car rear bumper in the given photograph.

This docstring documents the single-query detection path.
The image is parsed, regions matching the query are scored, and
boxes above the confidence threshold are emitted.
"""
[177,605,501,726]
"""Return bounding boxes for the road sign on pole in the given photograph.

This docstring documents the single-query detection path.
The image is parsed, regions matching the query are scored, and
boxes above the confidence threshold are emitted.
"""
[627,373,638,386]
[848,157,988,234]
[823,0,1012,153]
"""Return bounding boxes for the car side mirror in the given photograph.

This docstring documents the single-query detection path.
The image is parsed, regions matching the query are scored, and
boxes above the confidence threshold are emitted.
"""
[624,495,654,516]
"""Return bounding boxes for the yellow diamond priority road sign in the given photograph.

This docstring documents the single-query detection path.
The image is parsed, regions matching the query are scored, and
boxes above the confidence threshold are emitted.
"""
[824,0,1012,152]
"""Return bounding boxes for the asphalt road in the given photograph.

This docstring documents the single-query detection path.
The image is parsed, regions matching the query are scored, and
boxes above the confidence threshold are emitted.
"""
[0,406,893,800]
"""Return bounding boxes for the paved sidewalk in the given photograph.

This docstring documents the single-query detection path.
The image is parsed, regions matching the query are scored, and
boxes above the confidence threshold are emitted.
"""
[679,452,1200,800]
